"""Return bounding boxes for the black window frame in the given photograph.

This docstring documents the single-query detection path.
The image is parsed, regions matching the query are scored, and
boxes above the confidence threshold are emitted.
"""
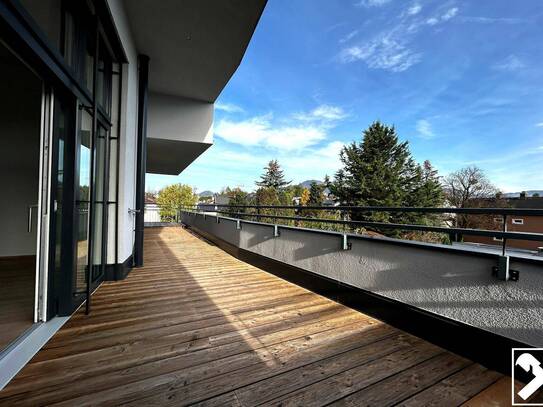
[0,0,125,316]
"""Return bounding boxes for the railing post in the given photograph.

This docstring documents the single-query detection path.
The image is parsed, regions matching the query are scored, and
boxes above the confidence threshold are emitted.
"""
[342,234,351,251]
[501,214,507,256]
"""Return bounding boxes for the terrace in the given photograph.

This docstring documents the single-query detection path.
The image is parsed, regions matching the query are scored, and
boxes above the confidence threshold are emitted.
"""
[0,226,522,405]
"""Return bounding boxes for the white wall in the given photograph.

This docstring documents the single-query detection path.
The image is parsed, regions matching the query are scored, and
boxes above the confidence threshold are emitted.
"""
[148,93,213,144]
[0,49,42,257]
[107,0,139,264]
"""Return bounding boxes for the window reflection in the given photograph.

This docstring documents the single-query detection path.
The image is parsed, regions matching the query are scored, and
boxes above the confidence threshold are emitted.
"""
[75,110,92,294]
[92,125,107,281]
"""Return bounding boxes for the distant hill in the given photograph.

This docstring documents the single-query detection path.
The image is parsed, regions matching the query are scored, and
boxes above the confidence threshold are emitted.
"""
[198,190,214,197]
[503,190,543,198]
[298,179,324,188]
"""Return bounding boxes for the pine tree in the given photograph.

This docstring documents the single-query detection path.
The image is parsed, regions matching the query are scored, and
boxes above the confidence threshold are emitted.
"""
[327,121,444,233]
[255,160,291,189]
[328,121,411,209]
[308,182,325,206]
[418,160,444,207]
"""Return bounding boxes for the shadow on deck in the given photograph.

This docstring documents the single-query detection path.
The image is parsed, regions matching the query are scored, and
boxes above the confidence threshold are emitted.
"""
[0,226,518,406]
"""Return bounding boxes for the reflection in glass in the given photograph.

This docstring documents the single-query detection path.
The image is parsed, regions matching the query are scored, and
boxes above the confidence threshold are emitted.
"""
[54,106,66,274]
[18,0,62,51]
[92,126,107,281]
[97,43,112,114]
[75,110,92,293]
[85,40,94,94]
[63,11,76,67]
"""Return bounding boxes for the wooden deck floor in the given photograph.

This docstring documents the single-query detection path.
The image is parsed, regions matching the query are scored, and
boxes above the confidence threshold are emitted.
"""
[0,226,514,406]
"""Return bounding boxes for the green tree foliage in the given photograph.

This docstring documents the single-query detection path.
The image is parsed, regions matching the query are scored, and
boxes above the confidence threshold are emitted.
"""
[225,187,249,217]
[255,187,281,207]
[308,182,325,206]
[156,183,197,221]
[256,160,291,189]
[327,121,444,236]
[286,184,305,198]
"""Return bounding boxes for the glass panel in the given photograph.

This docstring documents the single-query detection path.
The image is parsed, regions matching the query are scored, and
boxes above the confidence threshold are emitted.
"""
[0,40,42,351]
[96,43,111,114]
[75,110,92,293]
[111,64,120,129]
[54,107,66,274]
[63,10,76,67]
[108,138,117,199]
[91,125,107,281]
[91,203,103,279]
[19,0,62,51]
[96,57,104,110]
[84,38,95,94]
[106,204,116,264]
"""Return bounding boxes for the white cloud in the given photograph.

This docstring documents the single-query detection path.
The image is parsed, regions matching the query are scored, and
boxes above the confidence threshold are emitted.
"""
[536,123,543,127]
[281,141,345,178]
[427,7,459,25]
[295,105,348,122]
[215,102,244,113]
[340,4,456,73]
[176,140,346,193]
[492,55,525,72]
[442,7,458,21]
[407,4,422,16]
[460,16,523,24]
[214,104,347,151]
[416,119,435,139]
[340,35,421,72]
[339,30,359,44]
[214,116,270,147]
[355,0,392,7]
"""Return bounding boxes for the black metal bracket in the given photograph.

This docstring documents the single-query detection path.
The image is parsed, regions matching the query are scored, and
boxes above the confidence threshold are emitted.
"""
[491,255,519,282]
[78,103,93,113]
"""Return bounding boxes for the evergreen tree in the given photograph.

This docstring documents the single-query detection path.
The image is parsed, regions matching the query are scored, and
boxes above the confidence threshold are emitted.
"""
[328,121,411,209]
[308,182,325,206]
[417,160,444,207]
[328,121,444,233]
[256,160,291,189]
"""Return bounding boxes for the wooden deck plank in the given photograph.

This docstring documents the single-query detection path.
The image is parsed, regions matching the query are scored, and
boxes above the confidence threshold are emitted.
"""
[0,226,511,406]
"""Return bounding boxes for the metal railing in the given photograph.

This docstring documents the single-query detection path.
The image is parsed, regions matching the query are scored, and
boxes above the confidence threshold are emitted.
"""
[178,204,543,257]
[144,204,180,224]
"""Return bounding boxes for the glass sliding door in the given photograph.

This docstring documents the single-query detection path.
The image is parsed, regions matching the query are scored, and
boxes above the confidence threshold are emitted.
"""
[0,40,43,351]
[48,91,76,317]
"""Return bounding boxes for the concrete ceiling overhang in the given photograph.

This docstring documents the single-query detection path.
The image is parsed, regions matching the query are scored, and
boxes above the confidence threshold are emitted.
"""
[123,0,267,102]
[146,139,212,175]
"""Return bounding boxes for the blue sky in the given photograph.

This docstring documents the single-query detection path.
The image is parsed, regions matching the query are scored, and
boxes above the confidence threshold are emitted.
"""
[147,0,543,194]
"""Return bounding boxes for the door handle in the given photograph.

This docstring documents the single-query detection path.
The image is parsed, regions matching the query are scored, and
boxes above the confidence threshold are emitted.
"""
[27,204,38,233]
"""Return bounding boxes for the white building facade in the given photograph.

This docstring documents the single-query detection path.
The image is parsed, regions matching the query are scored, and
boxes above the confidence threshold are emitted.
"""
[0,0,265,387]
